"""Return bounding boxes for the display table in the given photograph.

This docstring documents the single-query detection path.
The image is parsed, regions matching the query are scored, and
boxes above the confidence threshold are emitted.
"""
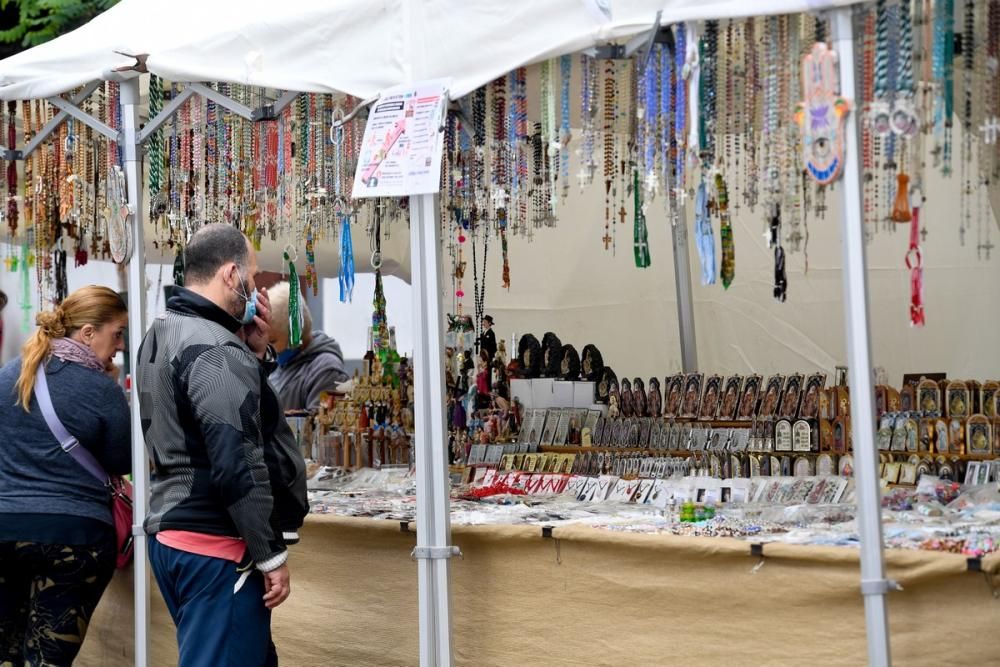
[79,514,1000,667]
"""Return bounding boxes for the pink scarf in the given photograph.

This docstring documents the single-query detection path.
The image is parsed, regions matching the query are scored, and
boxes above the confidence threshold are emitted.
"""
[50,337,105,372]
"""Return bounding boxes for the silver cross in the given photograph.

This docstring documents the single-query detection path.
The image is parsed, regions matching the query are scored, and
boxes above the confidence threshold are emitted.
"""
[980,117,1000,145]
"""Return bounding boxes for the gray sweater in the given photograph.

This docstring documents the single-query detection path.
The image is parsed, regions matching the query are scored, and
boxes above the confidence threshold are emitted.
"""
[0,357,131,526]
[269,331,349,412]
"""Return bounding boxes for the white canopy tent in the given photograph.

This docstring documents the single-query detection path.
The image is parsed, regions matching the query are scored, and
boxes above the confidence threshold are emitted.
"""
[0,2,888,666]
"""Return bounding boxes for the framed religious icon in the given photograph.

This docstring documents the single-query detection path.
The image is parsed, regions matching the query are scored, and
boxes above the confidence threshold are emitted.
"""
[899,463,918,485]
[816,453,836,477]
[882,462,901,484]
[664,375,685,417]
[832,417,849,454]
[778,374,804,420]
[717,376,744,421]
[967,415,992,456]
[877,415,894,451]
[595,366,618,404]
[592,417,606,446]
[905,418,919,453]
[946,381,971,419]
[774,419,793,452]
[917,379,942,414]
[964,462,981,486]
[648,420,662,449]
[934,419,949,454]
[619,378,634,418]
[607,418,623,446]
[799,373,827,420]
[759,375,786,419]
[680,373,704,419]
[819,419,834,452]
[918,418,934,453]
[948,418,965,455]
[982,381,1000,418]
[900,384,915,412]
[638,418,652,447]
[539,410,560,447]
[558,344,581,381]
[584,410,602,437]
[838,454,854,477]
[890,416,908,452]
[793,457,814,477]
[552,409,573,446]
[632,378,648,418]
[647,378,662,419]
[736,375,763,420]
[699,375,723,420]
[621,419,636,447]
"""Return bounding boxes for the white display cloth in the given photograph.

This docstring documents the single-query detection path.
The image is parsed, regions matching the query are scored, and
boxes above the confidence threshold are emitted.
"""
[0,0,861,102]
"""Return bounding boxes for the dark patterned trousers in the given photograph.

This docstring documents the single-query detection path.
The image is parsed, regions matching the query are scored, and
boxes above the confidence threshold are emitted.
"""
[0,540,115,667]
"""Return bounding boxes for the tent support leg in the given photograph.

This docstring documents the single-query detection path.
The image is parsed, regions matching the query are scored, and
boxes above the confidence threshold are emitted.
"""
[832,8,891,667]
[120,76,150,667]
[408,193,455,667]
[671,202,698,372]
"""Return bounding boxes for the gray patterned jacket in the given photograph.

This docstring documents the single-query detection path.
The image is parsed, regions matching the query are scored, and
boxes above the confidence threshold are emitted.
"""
[136,287,286,571]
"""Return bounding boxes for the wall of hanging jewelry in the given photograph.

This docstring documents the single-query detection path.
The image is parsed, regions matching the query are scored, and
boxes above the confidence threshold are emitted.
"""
[2,2,998,324]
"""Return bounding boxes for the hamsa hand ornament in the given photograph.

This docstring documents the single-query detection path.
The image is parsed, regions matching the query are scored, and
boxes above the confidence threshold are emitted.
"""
[795,42,851,185]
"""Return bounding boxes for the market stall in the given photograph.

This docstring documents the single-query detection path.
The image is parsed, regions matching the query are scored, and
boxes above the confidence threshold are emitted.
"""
[4,1,999,666]
[78,514,1000,667]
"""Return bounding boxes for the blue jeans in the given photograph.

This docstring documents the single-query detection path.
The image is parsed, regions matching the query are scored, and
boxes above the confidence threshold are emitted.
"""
[148,537,278,667]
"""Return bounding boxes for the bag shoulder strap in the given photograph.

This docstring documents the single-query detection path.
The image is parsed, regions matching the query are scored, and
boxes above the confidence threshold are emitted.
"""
[35,364,110,485]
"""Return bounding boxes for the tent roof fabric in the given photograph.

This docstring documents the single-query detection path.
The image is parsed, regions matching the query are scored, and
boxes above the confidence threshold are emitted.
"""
[0,0,861,101]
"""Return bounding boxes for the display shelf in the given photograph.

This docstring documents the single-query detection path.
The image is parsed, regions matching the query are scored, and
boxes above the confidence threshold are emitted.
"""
[539,444,1000,462]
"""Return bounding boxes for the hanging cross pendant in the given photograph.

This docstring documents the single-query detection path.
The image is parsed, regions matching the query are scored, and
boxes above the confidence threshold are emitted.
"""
[979,117,1000,145]
[603,231,613,250]
[618,205,627,225]
[979,239,995,260]
[920,226,928,243]
[672,187,689,206]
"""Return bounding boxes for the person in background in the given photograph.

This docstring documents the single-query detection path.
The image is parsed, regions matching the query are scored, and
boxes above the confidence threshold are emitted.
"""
[0,285,130,666]
[137,224,290,667]
[267,281,349,412]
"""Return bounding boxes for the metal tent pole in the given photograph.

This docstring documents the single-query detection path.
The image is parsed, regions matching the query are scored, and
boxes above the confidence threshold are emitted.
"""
[119,75,151,667]
[408,192,457,666]
[671,202,698,372]
[831,8,892,666]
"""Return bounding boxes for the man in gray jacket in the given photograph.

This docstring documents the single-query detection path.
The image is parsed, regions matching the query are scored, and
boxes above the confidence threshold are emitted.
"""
[136,224,291,667]
[267,281,349,412]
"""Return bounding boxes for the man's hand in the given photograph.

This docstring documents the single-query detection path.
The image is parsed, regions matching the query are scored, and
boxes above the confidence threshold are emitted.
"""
[262,563,290,609]
[244,286,271,359]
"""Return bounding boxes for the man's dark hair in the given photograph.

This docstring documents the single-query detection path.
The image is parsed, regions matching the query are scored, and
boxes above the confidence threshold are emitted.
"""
[0,288,6,311]
[183,224,249,285]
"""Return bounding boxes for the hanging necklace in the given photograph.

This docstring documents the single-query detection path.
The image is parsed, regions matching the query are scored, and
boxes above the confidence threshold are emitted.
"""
[559,54,572,202]
[717,172,734,289]
[603,58,616,251]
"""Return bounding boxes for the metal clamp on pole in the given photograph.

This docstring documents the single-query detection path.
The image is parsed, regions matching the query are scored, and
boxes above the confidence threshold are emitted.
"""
[411,545,462,561]
[860,578,902,596]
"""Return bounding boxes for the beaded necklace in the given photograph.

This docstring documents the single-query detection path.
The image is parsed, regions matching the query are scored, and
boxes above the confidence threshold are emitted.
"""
[603,58,617,251]
[559,54,572,202]
[579,55,598,190]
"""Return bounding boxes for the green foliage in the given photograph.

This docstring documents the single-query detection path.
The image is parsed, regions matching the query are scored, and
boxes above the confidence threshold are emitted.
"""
[0,0,118,48]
